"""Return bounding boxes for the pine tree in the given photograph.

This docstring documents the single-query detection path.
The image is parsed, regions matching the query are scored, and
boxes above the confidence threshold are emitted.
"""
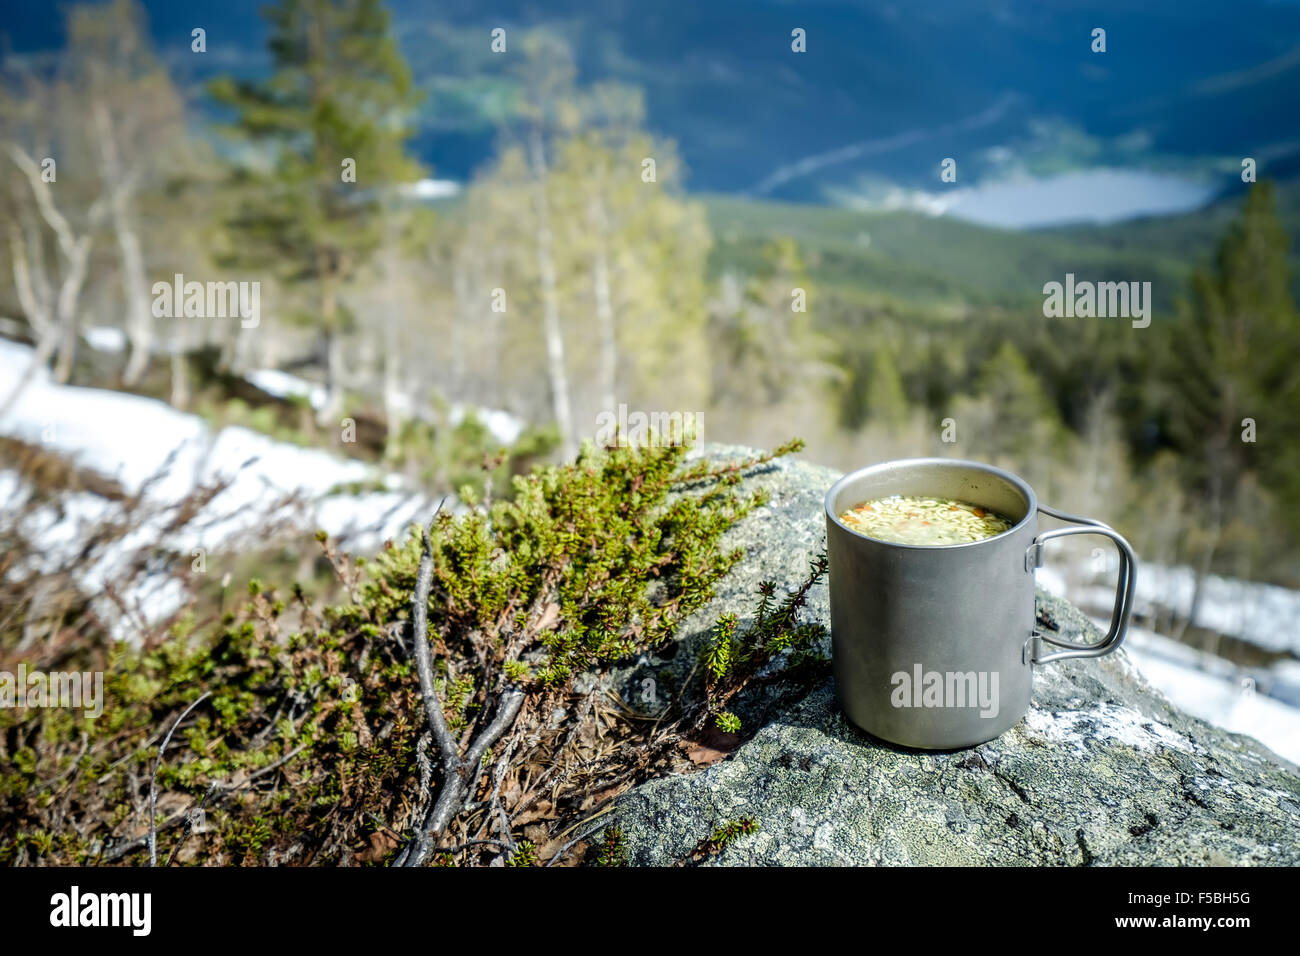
[949,341,1068,497]
[864,347,909,430]
[1161,181,1300,547]
[209,0,423,422]
[974,342,1063,441]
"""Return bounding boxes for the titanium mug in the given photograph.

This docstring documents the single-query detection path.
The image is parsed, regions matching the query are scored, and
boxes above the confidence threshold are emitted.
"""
[824,458,1136,749]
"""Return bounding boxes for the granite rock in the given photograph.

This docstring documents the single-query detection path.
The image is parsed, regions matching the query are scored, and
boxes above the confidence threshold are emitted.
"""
[612,445,1300,866]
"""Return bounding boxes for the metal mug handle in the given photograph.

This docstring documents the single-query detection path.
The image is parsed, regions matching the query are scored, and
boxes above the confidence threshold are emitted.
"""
[1024,504,1137,664]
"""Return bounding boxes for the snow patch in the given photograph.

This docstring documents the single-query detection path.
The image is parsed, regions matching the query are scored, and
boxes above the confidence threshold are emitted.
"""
[448,403,525,445]
[84,327,127,353]
[399,178,460,200]
[1033,564,1068,598]
[0,337,435,640]
[245,368,328,411]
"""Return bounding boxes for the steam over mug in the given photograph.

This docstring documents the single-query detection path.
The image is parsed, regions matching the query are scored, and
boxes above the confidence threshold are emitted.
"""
[824,458,1136,750]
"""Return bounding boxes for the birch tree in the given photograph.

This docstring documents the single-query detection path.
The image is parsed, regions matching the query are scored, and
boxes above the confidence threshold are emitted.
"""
[551,122,713,423]
[0,70,107,415]
[70,0,187,386]
[465,46,713,449]
[515,31,581,460]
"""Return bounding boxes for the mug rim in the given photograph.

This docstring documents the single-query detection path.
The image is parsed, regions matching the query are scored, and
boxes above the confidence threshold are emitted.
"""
[824,457,1039,551]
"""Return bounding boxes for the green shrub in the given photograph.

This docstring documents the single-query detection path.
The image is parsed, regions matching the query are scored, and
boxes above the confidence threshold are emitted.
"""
[0,437,822,866]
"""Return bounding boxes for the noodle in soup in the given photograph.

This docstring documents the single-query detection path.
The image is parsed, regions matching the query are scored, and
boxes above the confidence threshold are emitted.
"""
[838,494,1014,546]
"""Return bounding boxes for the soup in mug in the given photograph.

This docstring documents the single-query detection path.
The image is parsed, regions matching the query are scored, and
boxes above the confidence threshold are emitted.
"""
[838,494,1014,546]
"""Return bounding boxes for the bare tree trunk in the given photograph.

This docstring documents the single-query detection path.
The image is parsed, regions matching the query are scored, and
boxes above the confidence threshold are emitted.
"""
[528,128,575,460]
[91,99,152,386]
[451,257,470,398]
[6,221,53,343]
[118,219,152,385]
[0,328,59,421]
[1172,466,1223,645]
[357,317,378,384]
[51,227,95,386]
[229,317,257,376]
[261,323,283,371]
[383,316,403,459]
[4,144,104,392]
[315,245,347,428]
[0,221,57,419]
[317,328,347,428]
[53,316,78,384]
[170,314,190,409]
[589,196,617,415]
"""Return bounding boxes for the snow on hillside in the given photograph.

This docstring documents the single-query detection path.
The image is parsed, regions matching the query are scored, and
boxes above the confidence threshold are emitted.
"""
[1132,564,1300,657]
[0,338,434,537]
[247,366,526,445]
[1036,564,1300,767]
[1064,563,1300,657]
[0,337,436,637]
[1120,624,1300,766]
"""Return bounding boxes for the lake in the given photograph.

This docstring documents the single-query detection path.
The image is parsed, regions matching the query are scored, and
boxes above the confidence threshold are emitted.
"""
[942,168,1220,229]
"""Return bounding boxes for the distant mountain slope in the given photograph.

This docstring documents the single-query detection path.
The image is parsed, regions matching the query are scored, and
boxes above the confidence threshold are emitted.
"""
[7,0,1296,200]
[703,178,1300,311]
[388,0,1300,199]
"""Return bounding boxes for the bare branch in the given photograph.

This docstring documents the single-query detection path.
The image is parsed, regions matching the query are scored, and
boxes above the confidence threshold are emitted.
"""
[100,809,187,863]
[409,498,459,769]
[164,783,217,868]
[5,143,82,261]
[6,221,50,337]
[211,743,309,793]
[103,742,307,866]
[431,838,512,857]
[544,811,617,868]
[464,687,525,769]
[399,685,525,867]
